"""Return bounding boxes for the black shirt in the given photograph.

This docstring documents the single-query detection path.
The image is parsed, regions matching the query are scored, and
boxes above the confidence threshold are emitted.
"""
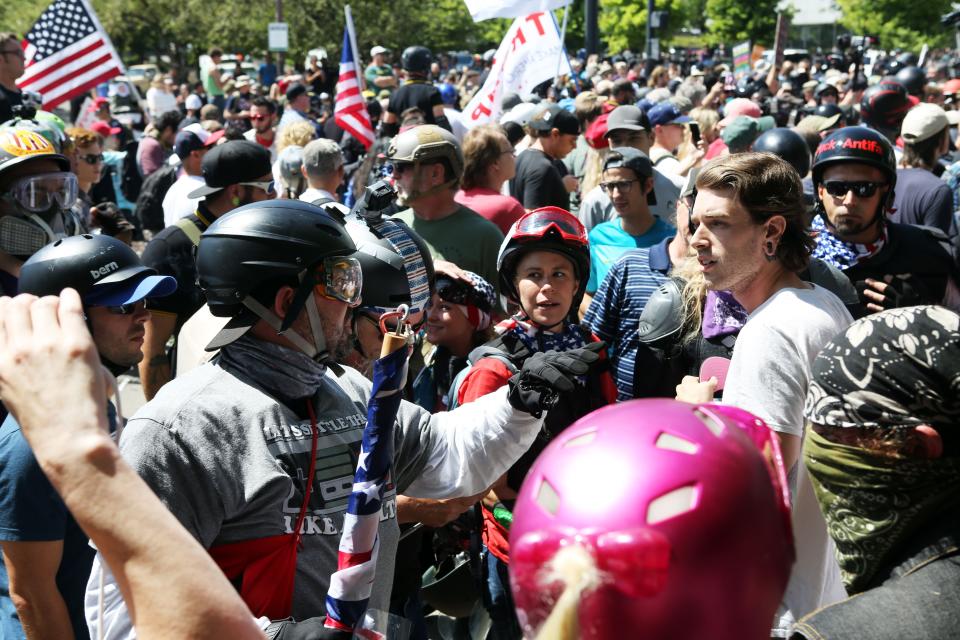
[387,80,442,124]
[510,148,569,210]
[141,207,213,330]
[0,84,23,124]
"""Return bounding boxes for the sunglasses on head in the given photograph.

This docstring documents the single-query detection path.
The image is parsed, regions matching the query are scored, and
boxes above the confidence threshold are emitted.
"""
[822,180,885,198]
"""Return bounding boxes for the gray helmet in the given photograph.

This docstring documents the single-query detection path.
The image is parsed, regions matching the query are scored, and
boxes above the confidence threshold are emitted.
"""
[386,125,463,199]
[277,144,305,198]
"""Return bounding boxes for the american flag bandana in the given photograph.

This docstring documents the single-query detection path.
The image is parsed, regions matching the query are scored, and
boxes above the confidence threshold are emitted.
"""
[324,344,409,635]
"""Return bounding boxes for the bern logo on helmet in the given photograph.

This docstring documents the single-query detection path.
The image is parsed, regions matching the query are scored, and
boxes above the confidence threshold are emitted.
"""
[90,261,119,280]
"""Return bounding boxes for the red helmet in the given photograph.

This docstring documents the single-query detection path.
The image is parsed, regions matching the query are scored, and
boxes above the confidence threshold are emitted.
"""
[496,207,590,307]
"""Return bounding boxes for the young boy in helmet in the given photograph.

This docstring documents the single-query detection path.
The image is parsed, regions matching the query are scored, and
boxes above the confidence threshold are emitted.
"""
[0,234,175,640]
[454,207,616,638]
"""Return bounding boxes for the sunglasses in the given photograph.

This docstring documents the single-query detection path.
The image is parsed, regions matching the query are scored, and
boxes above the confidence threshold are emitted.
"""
[249,114,270,121]
[822,180,885,198]
[599,179,638,194]
[104,301,144,315]
[79,153,104,165]
[238,180,276,195]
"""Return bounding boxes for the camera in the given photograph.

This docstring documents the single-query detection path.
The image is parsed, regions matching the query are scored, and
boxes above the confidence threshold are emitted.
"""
[352,180,399,222]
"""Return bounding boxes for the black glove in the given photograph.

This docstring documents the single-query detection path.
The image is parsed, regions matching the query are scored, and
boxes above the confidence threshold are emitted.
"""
[507,342,605,416]
[856,274,930,310]
[267,617,353,640]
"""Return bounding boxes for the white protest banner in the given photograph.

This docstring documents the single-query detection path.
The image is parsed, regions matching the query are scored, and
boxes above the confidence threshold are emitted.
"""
[464,0,571,22]
[463,12,571,129]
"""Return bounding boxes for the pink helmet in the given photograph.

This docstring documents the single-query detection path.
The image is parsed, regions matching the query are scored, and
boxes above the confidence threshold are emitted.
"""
[509,399,794,640]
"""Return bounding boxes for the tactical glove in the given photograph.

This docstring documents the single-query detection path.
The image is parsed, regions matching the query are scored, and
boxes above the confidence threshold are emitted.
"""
[507,342,605,416]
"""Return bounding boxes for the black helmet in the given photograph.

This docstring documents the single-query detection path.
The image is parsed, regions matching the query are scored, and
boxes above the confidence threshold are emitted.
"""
[813,103,844,120]
[812,126,897,211]
[753,128,811,177]
[497,207,590,314]
[346,217,435,316]
[401,46,432,75]
[19,234,175,305]
[814,83,839,101]
[895,66,926,96]
[896,52,919,67]
[859,81,912,134]
[196,200,359,359]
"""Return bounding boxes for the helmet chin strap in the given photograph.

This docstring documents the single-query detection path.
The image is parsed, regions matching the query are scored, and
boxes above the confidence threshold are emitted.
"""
[241,291,330,363]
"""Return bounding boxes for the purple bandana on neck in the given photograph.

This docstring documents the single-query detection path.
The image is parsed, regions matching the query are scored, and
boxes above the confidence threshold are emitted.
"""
[701,290,748,340]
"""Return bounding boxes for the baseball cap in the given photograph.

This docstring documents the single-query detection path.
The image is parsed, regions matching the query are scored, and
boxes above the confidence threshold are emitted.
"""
[719,98,763,126]
[286,83,308,102]
[188,140,273,198]
[174,123,223,159]
[605,105,651,135]
[500,102,540,127]
[603,146,656,205]
[185,94,203,111]
[943,78,960,95]
[795,113,842,134]
[370,45,389,57]
[528,104,580,136]
[647,102,691,127]
[84,271,177,308]
[89,120,121,137]
[235,75,252,88]
[901,103,949,143]
[89,97,110,111]
[721,116,775,152]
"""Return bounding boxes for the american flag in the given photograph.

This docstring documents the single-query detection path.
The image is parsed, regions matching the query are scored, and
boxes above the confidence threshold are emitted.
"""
[17,0,124,110]
[334,25,375,150]
[324,344,407,637]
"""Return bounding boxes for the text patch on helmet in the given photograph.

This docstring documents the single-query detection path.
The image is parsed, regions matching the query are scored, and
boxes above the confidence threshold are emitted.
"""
[816,137,884,157]
[0,129,55,157]
[90,261,119,280]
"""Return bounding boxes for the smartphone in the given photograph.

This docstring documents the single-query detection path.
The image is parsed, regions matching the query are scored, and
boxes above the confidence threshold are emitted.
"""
[723,72,736,92]
[689,122,701,145]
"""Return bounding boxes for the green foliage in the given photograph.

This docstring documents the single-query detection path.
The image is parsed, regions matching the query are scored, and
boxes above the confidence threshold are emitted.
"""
[704,0,781,47]
[835,0,953,50]
[597,0,691,53]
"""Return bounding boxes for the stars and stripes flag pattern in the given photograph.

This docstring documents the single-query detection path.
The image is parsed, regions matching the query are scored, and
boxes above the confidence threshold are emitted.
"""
[324,344,408,637]
[17,0,124,110]
[334,25,376,150]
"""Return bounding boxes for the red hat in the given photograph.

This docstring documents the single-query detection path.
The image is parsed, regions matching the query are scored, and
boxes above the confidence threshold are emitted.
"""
[585,113,610,149]
[89,120,121,137]
[89,96,110,111]
[943,78,960,95]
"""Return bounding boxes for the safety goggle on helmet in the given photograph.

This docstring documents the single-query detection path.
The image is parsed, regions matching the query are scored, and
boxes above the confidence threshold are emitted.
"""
[315,256,363,307]
[510,206,588,246]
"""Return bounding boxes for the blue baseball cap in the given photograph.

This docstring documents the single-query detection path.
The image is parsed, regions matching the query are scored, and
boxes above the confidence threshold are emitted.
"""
[84,272,177,307]
[648,102,692,127]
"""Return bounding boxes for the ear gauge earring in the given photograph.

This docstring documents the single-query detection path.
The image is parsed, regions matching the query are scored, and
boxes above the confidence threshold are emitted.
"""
[765,241,777,261]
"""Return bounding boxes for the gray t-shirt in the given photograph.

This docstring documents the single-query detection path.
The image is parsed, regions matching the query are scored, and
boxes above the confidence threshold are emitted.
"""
[108,351,541,622]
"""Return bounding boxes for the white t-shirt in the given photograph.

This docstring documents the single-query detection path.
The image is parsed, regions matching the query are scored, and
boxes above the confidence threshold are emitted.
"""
[145,87,178,120]
[161,173,205,228]
[721,284,852,636]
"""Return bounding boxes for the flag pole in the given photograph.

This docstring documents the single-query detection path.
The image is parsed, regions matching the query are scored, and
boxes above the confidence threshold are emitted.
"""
[553,3,571,90]
[344,5,366,91]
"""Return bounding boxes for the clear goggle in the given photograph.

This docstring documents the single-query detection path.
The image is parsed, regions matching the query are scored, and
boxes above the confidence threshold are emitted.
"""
[3,172,79,213]
[315,256,363,306]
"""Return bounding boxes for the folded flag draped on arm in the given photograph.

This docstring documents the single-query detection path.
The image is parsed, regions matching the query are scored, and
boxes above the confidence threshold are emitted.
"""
[324,345,409,636]
[335,24,375,150]
[17,0,124,110]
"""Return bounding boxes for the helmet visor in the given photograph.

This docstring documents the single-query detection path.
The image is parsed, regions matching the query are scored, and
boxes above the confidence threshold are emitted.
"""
[513,208,587,245]
[316,256,363,306]
[6,172,78,213]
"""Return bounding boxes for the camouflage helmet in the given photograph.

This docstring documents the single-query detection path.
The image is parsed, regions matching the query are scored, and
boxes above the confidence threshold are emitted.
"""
[386,124,464,180]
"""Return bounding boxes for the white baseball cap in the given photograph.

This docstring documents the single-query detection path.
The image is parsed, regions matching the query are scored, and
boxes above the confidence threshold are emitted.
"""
[370,46,390,57]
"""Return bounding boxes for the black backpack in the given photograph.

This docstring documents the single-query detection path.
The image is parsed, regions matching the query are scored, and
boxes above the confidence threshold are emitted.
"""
[134,164,178,233]
[120,139,143,202]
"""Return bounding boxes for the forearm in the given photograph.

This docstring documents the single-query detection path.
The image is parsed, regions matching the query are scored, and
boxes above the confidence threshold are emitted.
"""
[10,586,74,640]
[403,387,542,499]
[39,434,263,640]
[139,353,170,400]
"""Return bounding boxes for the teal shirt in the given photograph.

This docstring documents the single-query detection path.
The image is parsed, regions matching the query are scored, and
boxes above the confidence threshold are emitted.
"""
[587,217,675,293]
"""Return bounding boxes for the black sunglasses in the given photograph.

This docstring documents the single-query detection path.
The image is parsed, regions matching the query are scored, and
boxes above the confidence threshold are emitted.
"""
[105,302,140,315]
[822,180,885,198]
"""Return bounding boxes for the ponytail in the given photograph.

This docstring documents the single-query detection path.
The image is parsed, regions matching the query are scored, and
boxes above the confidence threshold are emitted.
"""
[534,544,602,640]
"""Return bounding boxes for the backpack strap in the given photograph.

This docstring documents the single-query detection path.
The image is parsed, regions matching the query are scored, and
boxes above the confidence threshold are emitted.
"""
[174,216,203,247]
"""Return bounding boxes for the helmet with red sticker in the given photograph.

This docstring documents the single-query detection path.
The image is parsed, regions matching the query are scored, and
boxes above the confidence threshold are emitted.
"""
[509,399,795,640]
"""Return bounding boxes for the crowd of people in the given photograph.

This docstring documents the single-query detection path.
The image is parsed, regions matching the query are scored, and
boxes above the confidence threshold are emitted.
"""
[0,25,959,640]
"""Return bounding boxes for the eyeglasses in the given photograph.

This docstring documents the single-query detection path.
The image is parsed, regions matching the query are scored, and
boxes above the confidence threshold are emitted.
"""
[79,153,104,165]
[822,180,885,198]
[599,179,638,194]
[513,207,588,244]
[2,172,78,213]
[315,256,363,306]
[238,180,276,195]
